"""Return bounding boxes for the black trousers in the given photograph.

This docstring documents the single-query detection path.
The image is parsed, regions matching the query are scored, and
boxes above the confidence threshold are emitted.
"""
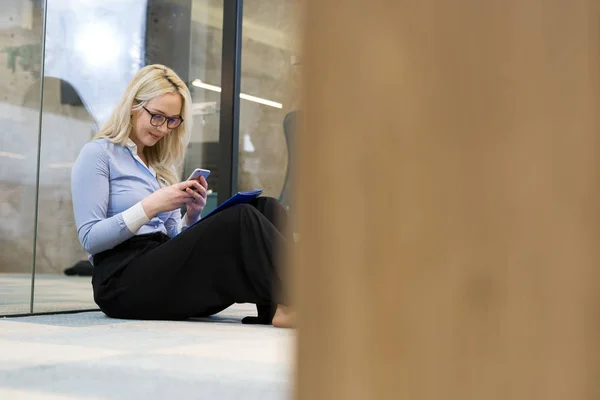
[92,197,288,320]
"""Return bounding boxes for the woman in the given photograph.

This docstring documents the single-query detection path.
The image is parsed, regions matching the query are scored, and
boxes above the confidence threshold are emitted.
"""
[71,64,294,327]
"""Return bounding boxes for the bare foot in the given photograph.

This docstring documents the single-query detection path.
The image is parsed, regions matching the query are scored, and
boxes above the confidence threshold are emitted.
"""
[272,305,296,328]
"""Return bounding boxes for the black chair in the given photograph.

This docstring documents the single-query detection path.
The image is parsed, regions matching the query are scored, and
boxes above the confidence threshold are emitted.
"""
[279,110,297,210]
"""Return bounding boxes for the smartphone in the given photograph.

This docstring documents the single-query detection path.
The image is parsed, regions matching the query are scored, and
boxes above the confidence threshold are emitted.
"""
[186,168,211,181]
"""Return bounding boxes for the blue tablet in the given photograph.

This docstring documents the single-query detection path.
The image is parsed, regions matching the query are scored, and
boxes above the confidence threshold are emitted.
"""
[188,189,263,227]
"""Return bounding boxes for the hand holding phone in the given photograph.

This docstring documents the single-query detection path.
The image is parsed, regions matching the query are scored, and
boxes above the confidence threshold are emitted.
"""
[187,168,211,181]
[185,168,210,194]
[183,169,210,220]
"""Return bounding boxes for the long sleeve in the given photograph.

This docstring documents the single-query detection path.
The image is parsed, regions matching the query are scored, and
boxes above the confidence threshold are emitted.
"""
[71,142,149,255]
[165,208,183,238]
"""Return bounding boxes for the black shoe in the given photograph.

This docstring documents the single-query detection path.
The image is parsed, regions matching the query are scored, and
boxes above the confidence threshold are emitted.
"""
[64,260,94,276]
[242,303,276,325]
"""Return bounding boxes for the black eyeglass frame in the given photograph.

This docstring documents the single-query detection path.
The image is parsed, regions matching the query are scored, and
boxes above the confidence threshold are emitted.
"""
[142,106,184,129]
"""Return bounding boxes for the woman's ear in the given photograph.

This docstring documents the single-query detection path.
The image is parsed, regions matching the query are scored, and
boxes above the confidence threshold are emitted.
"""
[130,108,138,125]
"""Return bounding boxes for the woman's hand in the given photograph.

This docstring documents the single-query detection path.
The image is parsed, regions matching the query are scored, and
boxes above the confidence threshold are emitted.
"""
[141,180,204,218]
[184,175,208,224]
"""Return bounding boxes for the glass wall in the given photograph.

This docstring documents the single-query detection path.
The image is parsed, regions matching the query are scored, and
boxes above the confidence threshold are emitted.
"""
[0,0,44,315]
[0,0,224,315]
[188,0,224,214]
[238,1,301,215]
[32,0,149,312]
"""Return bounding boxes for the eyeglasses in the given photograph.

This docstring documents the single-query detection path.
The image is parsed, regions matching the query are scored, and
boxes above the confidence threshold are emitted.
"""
[142,106,183,129]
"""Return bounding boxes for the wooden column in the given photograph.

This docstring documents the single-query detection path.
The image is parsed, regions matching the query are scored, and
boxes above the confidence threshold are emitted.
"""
[294,1,600,399]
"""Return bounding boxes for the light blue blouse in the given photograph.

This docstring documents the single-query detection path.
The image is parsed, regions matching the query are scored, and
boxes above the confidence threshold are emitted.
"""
[71,138,191,257]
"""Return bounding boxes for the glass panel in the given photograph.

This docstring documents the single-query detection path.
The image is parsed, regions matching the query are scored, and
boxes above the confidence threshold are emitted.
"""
[238,1,300,215]
[0,0,44,315]
[33,0,147,312]
[187,0,223,216]
[32,0,223,312]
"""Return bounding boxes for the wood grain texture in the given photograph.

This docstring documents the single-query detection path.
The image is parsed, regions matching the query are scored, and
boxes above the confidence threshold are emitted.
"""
[294,1,600,399]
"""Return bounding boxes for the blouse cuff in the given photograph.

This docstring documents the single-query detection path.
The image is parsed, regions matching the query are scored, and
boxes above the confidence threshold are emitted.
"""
[122,202,151,233]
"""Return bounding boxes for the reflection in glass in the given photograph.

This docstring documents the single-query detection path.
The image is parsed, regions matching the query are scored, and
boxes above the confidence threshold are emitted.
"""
[0,0,44,314]
[238,0,300,216]
[44,0,146,129]
[185,0,223,216]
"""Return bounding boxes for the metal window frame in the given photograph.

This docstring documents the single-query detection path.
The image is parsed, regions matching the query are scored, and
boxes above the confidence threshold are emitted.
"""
[217,0,243,203]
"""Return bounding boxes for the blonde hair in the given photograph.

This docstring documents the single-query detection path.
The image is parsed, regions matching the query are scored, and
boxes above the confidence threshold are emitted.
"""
[94,64,192,186]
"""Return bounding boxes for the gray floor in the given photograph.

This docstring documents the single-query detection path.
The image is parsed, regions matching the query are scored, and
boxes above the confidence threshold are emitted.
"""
[0,273,96,315]
[0,304,294,400]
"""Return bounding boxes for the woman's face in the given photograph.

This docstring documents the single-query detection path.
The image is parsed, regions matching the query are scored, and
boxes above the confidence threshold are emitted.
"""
[130,92,182,149]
